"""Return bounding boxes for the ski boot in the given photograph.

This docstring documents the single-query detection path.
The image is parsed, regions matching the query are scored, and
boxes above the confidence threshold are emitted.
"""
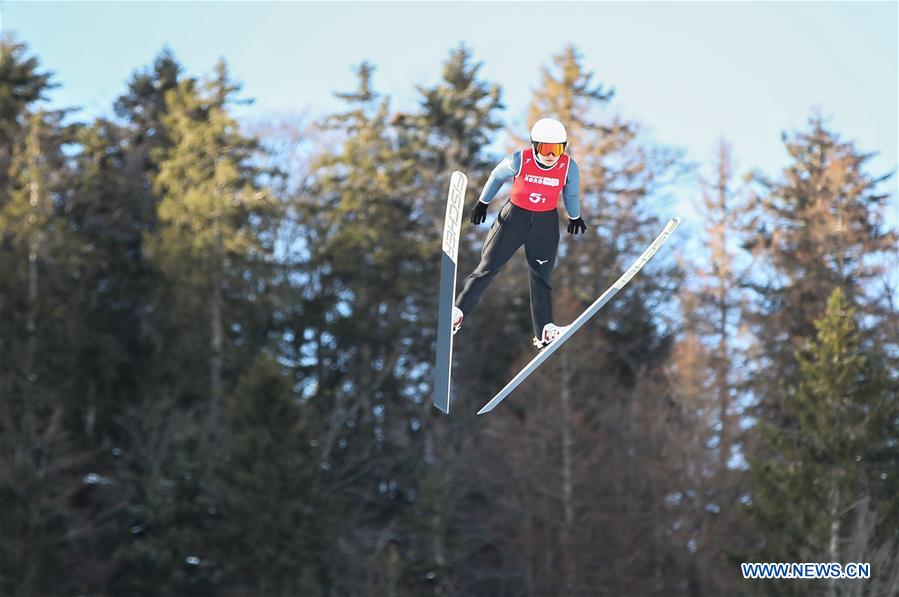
[452,306,464,335]
[533,322,570,350]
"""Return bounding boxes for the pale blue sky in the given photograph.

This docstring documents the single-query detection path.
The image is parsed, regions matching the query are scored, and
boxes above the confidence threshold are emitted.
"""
[4,1,898,226]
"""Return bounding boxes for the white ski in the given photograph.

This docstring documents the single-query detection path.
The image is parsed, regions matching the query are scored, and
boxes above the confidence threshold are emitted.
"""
[477,216,681,415]
[433,171,467,413]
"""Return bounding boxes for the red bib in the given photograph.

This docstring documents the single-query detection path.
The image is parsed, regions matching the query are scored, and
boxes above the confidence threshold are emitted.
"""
[509,148,570,212]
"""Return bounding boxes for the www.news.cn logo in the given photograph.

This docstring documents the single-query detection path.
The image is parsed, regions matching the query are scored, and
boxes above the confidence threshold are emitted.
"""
[741,562,871,580]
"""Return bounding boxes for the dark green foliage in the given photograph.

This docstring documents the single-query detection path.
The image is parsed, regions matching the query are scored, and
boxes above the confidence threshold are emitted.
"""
[746,288,899,596]
[0,34,57,195]
[217,354,316,594]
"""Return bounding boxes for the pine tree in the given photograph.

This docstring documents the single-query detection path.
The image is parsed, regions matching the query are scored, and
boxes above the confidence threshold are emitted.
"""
[747,287,898,596]
[111,47,185,274]
[296,61,439,594]
[667,141,758,596]
[107,59,282,594]
[147,60,280,435]
[0,107,95,594]
[742,114,897,427]
[61,119,136,433]
[114,47,183,166]
[0,34,57,196]
[413,43,504,175]
[400,44,507,597]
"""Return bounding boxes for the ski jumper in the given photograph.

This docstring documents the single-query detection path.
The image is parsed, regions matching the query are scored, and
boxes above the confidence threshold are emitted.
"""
[455,149,581,337]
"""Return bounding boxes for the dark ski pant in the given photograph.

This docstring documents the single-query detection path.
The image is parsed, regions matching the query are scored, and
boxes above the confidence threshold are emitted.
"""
[455,201,559,338]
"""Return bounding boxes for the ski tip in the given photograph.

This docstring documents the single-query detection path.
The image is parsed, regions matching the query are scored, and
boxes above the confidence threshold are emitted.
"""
[476,404,493,415]
[433,402,450,415]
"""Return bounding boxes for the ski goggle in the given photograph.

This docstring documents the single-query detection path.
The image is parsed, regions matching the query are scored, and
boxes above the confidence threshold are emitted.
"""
[534,142,565,157]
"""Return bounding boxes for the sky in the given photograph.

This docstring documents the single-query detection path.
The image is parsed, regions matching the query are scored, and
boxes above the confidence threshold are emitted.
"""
[3,1,898,238]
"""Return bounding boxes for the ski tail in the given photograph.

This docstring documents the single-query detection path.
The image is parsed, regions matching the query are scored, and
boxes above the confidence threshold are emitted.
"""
[477,216,681,414]
[433,171,467,413]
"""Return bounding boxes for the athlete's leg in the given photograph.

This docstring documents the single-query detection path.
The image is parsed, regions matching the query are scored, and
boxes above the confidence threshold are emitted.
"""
[524,209,560,337]
[455,202,528,317]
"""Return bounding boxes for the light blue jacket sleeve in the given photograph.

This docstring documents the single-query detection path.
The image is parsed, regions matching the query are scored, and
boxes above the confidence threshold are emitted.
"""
[562,159,581,219]
[477,151,520,204]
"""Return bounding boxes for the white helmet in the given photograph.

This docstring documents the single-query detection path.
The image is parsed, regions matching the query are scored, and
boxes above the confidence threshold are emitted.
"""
[530,117,567,144]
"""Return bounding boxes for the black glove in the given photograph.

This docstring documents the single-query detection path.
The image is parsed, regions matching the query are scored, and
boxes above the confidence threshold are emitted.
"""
[567,216,587,235]
[470,201,488,225]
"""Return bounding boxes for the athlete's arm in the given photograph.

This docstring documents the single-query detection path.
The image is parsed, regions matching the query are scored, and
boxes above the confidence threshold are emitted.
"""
[477,152,521,204]
[562,159,581,219]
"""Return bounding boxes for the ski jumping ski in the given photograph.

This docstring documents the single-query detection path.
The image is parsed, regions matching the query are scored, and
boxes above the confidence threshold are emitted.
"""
[477,216,681,415]
[433,171,468,413]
